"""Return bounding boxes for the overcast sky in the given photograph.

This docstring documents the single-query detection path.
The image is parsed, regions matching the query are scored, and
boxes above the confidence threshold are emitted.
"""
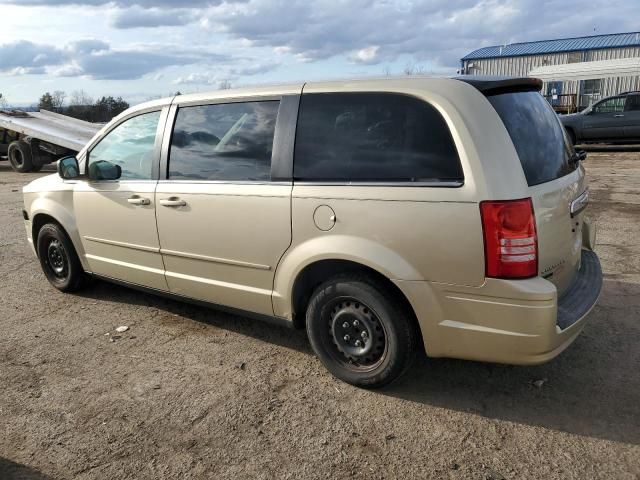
[0,0,638,105]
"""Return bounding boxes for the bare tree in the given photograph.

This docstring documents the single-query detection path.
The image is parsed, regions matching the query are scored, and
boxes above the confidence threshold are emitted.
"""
[403,62,426,76]
[69,90,93,107]
[382,66,391,76]
[218,80,232,90]
[0,93,7,109]
[67,90,94,121]
[51,90,66,112]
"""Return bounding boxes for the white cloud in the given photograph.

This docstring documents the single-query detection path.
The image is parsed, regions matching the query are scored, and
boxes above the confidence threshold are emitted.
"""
[1,0,640,103]
[172,61,278,85]
[51,62,85,77]
[203,0,640,66]
[0,39,231,80]
[8,66,46,75]
[173,72,222,85]
[231,62,279,75]
[350,46,380,64]
[110,6,198,29]
[68,39,110,55]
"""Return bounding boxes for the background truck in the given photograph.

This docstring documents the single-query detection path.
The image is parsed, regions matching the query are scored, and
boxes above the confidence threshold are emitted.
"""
[0,109,101,172]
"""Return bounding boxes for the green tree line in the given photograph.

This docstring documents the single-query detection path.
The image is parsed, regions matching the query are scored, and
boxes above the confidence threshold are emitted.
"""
[38,90,130,123]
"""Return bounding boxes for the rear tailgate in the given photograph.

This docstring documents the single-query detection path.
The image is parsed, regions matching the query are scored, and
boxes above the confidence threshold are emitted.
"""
[530,170,585,294]
[487,90,585,296]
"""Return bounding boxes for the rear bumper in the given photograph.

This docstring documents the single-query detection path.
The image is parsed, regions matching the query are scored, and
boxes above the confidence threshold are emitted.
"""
[395,249,603,365]
[557,250,602,329]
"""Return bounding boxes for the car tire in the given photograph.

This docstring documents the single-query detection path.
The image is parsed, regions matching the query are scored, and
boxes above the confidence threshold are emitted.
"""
[36,223,88,292]
[8,141,34,173]
[305,273,418,388]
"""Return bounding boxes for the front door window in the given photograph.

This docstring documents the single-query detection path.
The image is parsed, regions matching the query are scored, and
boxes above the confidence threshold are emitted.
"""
[88,111,161,180]
[592,97,626,114]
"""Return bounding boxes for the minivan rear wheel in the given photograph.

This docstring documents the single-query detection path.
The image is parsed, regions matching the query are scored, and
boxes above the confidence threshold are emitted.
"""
[305,273,418,388]
[37,223,88,292]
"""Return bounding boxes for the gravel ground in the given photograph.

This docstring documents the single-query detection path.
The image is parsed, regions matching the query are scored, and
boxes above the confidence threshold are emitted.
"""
[0,153,638,480]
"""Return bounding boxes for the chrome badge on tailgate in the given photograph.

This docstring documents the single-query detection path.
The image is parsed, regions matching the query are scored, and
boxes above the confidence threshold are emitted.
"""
[570,189,589,218]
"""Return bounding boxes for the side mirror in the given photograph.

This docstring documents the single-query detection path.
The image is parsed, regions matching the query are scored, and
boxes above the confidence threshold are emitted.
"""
[88,160,122,181]
[57,156,80,179]
[577,149,587,162]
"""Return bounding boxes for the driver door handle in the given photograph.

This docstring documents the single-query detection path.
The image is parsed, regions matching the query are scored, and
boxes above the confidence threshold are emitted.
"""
[159,197,187,207]
[127,196,151,205]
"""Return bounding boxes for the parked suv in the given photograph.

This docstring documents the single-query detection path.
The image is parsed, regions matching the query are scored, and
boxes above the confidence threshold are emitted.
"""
[23,76,602,387]
[561,91,640,144]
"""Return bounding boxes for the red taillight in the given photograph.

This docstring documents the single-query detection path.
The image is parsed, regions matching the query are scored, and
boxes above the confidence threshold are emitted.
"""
[480,198,538,279]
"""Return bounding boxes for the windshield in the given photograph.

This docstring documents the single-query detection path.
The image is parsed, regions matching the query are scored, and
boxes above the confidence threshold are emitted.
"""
[488,91,577,186]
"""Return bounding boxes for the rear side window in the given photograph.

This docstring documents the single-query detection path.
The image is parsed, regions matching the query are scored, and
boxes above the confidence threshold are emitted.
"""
[169,101,279,181]
[294,93,462,183]
[488,92,576,186]
[625,95,640,111]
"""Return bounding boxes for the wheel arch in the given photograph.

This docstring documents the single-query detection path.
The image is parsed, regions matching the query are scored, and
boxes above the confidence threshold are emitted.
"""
[30,201,89,271]
[287,258,421,333]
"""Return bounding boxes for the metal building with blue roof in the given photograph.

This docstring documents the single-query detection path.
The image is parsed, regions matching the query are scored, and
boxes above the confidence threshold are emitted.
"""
[460,32,640,112]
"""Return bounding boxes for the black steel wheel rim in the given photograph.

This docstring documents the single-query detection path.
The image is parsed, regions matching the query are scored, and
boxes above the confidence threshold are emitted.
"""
[324,297,388,371]
[46,239,68,279]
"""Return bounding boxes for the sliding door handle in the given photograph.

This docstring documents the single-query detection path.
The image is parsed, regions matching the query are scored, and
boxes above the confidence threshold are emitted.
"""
[159,197,187,207]
[127,196,150,205]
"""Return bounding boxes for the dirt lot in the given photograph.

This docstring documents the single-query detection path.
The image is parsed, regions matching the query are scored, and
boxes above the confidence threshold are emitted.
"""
[0,151,638,480]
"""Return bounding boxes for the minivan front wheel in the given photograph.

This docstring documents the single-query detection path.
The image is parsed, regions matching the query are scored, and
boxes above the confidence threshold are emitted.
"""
[306,274,418,388]
[37,223,88,292]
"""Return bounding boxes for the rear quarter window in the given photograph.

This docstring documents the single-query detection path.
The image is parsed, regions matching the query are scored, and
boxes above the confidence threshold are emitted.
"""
[488,92,576,186]
[294,92,463,183]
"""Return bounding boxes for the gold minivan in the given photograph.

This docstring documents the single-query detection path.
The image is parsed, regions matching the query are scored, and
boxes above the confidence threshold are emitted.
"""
[23,77,602,387]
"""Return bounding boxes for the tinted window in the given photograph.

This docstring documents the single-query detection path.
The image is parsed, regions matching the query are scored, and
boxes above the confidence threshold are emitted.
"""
[294,93,462,182]
[89,111,160,180]
[625,95,640,111]
[488,92,576,186]
[593,96,625,114]
[169,101,279,181]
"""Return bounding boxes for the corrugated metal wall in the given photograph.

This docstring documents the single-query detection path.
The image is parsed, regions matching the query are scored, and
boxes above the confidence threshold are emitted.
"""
[464,51,571,77]
[462,47,640,102]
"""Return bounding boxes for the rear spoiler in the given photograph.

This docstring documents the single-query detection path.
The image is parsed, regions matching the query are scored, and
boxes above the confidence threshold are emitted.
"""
[454,76,543,96]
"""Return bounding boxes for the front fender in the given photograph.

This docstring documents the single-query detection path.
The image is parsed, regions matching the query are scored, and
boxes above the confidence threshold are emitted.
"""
[28,193,90,271]
[272,235,423,319]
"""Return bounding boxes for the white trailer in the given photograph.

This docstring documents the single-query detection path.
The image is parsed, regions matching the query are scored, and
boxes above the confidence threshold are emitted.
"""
[0,109,101,172]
